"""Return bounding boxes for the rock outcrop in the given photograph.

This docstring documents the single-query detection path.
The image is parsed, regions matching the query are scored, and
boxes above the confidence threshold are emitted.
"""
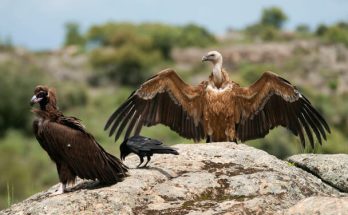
[1,142,347,215]
[287,154,348,193]
[283,196,348,215]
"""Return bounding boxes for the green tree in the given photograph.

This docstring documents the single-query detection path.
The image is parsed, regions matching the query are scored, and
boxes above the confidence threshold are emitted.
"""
[138,23,181,59]
[86,22,216,86]
[64,22,85,47]
[87,22,216,59]
[89,46,161,86]
[261,7,288,29]
[315,24,328,36]
[178,24,216,47]
[296,24,310,34]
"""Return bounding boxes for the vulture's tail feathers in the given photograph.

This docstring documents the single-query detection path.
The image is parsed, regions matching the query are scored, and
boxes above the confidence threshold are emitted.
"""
[99,150,128,185]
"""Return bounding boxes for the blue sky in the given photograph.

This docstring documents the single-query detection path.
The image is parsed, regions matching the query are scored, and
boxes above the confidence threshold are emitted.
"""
[1,0,347,50]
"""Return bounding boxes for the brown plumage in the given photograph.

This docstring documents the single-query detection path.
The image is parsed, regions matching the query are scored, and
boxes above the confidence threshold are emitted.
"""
[31,85,127,195]
[105,51,330,147]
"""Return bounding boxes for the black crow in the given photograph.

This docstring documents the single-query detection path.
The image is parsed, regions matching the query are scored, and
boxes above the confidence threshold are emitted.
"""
[120,136,179,168]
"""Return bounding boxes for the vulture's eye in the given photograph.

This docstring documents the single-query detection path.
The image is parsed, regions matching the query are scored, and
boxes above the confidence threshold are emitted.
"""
[37,91,48,98]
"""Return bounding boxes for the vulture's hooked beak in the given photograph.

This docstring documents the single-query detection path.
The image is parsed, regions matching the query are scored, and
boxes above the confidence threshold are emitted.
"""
[202,55,209,62]
[30,95,42,106]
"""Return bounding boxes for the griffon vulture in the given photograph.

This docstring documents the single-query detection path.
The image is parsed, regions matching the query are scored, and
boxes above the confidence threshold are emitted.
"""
[120,135,179,168]
[31,85,127,195]
[105,51,330,147]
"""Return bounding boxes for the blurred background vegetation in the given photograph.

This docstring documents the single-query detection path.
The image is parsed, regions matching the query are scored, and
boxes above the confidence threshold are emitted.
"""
[1,6,348,209]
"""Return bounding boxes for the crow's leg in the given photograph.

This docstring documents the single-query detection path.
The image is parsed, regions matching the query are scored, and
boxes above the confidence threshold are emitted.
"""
[142,155,151,168]
[137,156,144,168]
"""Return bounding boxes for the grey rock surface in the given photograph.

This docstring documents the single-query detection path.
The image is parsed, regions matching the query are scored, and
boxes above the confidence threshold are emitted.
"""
[1,142,347,215]
[282,196,348,215]
[287,154,348,192]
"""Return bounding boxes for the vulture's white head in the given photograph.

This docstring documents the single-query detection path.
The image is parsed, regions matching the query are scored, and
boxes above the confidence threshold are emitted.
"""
[202,51,223,65]
[202,51,224,84]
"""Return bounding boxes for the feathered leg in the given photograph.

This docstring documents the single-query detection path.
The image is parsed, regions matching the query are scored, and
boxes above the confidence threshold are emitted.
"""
[51,183,66,196]
[206,136,211,143]
[54,162,75,195]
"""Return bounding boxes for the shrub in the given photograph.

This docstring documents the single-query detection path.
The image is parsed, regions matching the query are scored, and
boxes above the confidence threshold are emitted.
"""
[261,7,288,29]
[55,84,88,111]
[237,62,276,84]
[296,24,310,34]
[138,23,181,59]
[87,22,216,59]
[315,24,328,36]
[177,24,216,47]
[244,6,288,41]
[0,61,47,136]
[64,22,85,48]
[89,46,161,86]
[86,22,216,86]
[324,25,348,46]
[245,24,280,41]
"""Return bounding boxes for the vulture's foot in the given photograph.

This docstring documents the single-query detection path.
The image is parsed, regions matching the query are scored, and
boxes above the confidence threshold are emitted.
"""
[50,183,66,196]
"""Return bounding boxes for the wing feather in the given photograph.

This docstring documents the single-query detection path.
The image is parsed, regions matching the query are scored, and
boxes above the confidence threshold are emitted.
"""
[105,69,206,142]
[39,119,127,184]
[234,71,330,148]
[298,113,314,148]
[114,106,137,141]
[108,100,135,137]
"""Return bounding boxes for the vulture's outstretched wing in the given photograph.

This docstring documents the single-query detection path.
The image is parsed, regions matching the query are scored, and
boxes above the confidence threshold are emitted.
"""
[105,69,206,142]
[234,71,330,148]
[39,118,127,184]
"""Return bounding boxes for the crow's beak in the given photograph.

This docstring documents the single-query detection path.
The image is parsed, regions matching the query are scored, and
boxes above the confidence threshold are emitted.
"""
[30,95,42,106]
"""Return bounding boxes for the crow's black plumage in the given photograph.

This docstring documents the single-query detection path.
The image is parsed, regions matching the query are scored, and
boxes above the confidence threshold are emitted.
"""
[120,136,179,168]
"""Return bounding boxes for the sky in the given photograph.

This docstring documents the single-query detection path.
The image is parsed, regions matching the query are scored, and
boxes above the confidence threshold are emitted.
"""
[0,0,347,50]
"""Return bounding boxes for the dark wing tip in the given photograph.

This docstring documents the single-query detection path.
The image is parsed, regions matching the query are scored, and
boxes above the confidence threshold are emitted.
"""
[105,95,136,137]
[104,117,113,131]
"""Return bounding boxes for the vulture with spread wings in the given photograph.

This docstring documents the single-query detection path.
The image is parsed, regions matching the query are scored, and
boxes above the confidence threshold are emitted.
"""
[105,51,330,147]
[31,85,127,195]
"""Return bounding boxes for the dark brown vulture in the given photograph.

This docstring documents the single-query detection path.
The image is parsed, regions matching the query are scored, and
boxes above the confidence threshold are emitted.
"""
[31,85,127,195]
[105,51,330,147]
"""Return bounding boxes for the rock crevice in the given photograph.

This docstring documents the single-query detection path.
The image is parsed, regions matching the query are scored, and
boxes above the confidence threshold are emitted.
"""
[287,154,348,193]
